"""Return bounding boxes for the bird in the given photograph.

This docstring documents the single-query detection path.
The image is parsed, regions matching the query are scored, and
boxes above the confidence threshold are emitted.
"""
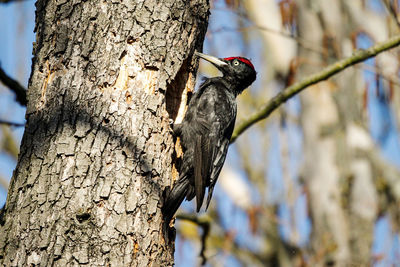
[163,51,257,223]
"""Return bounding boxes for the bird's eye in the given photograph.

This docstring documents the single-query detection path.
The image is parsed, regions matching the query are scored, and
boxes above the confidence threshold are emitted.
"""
[233,60,240,66]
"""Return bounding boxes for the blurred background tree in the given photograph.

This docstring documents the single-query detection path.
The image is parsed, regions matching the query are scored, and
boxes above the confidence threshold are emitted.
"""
[1,0,400,266]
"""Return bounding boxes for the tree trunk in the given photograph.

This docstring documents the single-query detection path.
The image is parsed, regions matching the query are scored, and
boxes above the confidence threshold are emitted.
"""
[297,0,379,266]
[0,0,209,266]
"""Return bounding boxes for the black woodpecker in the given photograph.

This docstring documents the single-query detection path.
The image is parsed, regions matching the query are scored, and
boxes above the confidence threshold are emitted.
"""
[163,52,257,223]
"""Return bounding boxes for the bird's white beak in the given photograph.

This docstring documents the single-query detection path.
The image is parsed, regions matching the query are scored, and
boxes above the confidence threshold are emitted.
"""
[195,52,228,67]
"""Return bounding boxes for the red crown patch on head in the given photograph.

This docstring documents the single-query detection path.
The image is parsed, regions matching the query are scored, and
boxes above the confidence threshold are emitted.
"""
[223,57,255,70]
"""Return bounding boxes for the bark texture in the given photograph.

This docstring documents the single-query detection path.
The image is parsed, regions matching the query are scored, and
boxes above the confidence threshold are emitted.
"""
[0,0,209,266]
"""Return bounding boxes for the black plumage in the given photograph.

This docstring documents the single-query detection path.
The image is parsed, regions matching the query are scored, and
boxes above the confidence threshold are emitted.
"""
[163,52,257,223]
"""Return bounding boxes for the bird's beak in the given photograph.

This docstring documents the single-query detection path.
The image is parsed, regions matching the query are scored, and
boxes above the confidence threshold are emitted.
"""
[195,52,228,67]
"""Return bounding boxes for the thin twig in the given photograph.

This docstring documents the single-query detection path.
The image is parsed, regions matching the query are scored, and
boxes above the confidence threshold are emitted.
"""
[0,0,30,3]
[210,24,324,56]
[176,213,210,266]
[0,119,25,127]
[211,7,326,56]
[231,34,400,143]
[0,65,27,106]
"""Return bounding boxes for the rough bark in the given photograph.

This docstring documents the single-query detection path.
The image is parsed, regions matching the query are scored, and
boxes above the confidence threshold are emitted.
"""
[0,0,209,266]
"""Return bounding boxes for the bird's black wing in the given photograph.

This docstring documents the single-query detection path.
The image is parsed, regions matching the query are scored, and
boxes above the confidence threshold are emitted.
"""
[205,117,235,210]
[191,91,214,211]
[190,82,236,211]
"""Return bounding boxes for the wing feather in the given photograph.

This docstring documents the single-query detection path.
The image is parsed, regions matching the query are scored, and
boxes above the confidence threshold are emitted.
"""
[205,138,229,209]
[205,117,235,210]
[194,136,205,211]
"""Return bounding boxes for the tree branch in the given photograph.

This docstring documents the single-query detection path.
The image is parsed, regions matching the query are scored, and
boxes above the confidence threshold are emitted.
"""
[0,65,27,106]
[176,213,210,266]
[0,0,30,3]
[0,119,25,127]
[230,34,400,143]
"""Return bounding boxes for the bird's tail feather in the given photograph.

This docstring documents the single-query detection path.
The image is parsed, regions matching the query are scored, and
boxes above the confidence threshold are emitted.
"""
[163,177,190,224]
